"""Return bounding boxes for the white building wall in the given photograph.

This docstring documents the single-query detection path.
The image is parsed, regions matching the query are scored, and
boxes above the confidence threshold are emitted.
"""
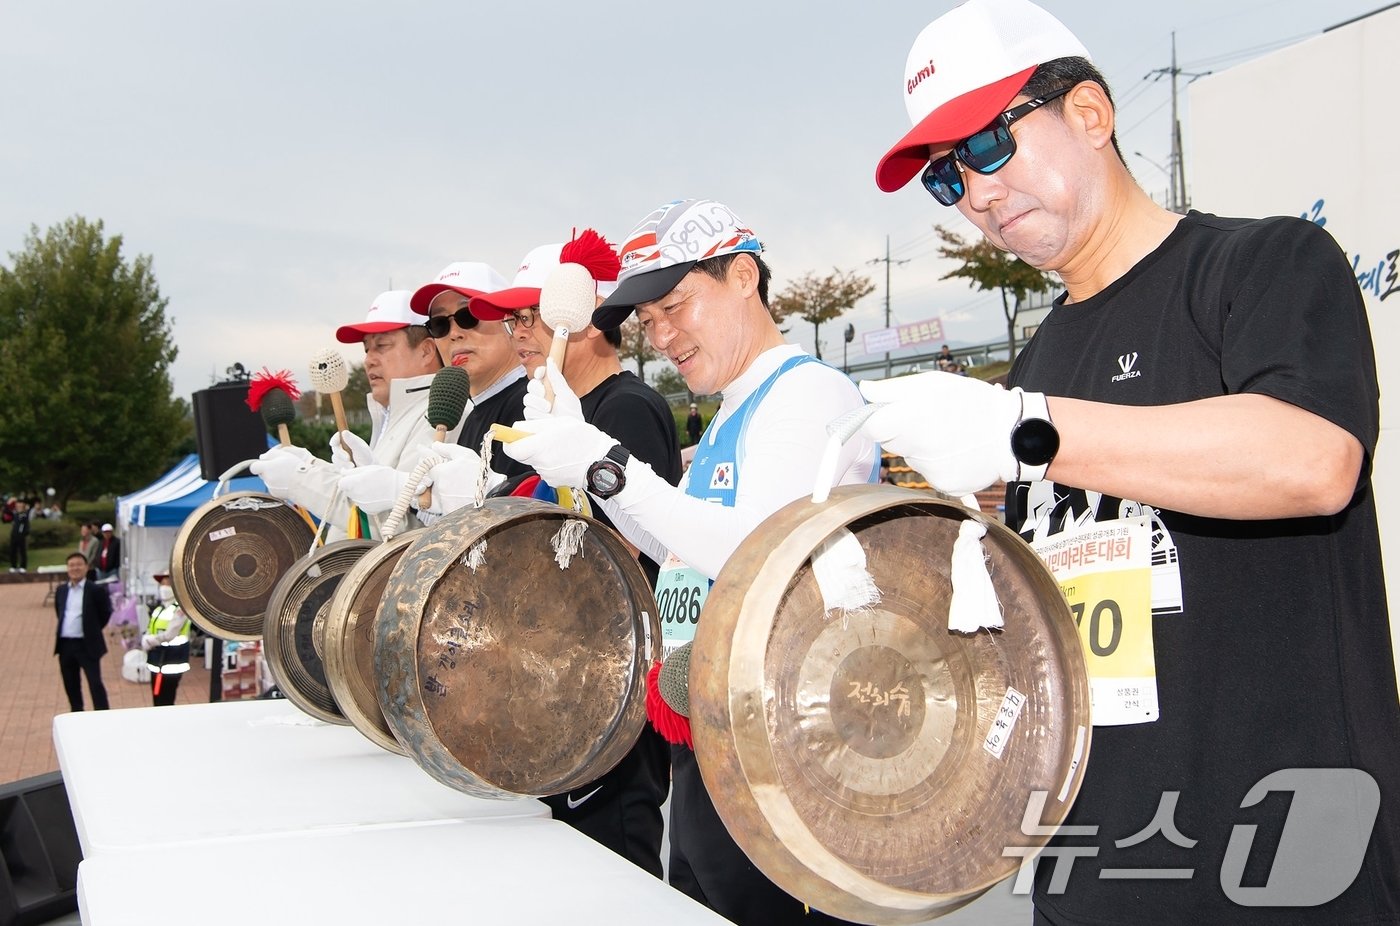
[1189,6,1400,678]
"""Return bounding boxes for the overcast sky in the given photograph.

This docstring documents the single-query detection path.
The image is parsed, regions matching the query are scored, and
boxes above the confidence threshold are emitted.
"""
[2,1,1389,399]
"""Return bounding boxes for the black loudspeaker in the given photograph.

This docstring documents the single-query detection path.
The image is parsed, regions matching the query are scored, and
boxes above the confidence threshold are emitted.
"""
[192,382,270,482]
[0,771,81,926]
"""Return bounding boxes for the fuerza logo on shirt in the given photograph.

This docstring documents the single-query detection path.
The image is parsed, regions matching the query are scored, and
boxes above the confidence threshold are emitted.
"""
[1112,352,1143,383]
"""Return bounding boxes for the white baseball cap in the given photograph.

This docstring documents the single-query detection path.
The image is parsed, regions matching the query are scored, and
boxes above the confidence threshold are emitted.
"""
[875,0,1091,192]
[593,199,762,330]
[468,243,564,321]
[474,231,621,322]
[334,290,419,344]
[409,262,509,315]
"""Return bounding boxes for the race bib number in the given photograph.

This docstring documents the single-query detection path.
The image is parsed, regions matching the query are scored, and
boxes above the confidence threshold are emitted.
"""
[654,553,708,654]
[1033,516,1158,726]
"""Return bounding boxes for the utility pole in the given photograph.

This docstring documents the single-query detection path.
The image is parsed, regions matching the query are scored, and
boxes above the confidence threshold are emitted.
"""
[868,236,910,378]
[1148,33,1210,214]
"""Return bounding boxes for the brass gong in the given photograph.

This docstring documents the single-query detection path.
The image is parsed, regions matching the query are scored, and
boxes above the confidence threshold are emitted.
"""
[321,530,423,755]
[170,491,317,641]
[262,539,375,725]
[692,485,1091,924]
[376,497,658,798]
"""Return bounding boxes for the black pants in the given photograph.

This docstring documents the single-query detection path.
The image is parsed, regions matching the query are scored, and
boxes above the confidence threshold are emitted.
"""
[57,638,109,711]
[668,746,859,926]
[150,670,183,707]
[540,726,670,879]
[9,535,25,569]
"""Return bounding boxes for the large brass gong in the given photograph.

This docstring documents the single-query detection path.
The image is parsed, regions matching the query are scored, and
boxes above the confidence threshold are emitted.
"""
[321,530,423,755]
[262,539,375,725]
[692,485,1091,924]
[170,491,317,641]
[376,497,658,798]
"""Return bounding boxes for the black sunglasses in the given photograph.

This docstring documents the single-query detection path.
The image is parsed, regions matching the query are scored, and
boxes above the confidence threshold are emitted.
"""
[921,85,1074,206]
[424,307,479,338]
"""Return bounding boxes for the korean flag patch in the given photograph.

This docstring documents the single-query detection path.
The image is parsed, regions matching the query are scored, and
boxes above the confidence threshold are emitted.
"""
[709,462,735,490]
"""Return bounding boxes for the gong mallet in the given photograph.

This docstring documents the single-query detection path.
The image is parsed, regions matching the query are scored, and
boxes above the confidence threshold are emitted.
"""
[308,348,352,457]
[245,368,302,447]
[415,365,472,509]
[536,228,621,405]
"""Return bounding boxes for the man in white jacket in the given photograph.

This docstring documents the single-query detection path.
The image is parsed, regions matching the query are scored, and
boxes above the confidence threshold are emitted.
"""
[250,289,470,539]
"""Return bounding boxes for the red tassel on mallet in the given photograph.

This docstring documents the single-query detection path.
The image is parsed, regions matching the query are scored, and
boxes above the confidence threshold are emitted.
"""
[645,661,692,749]
[246,368,302,446]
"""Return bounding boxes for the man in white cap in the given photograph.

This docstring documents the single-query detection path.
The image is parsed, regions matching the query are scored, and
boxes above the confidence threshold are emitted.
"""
[93,522,120,581]
[251,290,464,536]
[410,261,531,479]
[466,233,680,879]
[500,200,878,925]
[861,1,1399,924]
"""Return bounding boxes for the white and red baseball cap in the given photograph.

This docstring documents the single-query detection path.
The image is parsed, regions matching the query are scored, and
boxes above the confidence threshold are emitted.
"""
[592,199,762,330]
[471,241,622,321]
[875,0,1090,193]
[469,243,564,321]
[334,290,419,344]
[409,262,509,315]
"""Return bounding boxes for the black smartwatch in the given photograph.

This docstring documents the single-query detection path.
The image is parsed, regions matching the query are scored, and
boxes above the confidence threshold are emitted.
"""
[1009,390,1059,482]
[586,445,631,499]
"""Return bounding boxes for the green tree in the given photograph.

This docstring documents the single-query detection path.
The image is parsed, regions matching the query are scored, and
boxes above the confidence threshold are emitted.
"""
[933,225,1055,361]
[769,268,875,360]
[345,360,369,403]
[0,217,183,505]
[618,316,658,381]
[652,367,689,402]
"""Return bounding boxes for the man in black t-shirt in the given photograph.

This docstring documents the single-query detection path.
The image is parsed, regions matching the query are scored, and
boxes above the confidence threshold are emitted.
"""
[464,237,679,878]
[855,1,1400,925]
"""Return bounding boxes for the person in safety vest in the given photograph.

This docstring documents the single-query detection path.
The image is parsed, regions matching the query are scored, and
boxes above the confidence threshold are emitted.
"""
[141,572,192,706]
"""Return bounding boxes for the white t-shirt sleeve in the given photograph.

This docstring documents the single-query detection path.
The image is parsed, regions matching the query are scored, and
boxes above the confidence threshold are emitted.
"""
[600,365,877,581]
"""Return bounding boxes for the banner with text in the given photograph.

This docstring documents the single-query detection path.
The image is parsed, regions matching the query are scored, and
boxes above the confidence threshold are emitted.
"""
[862,317,945,355]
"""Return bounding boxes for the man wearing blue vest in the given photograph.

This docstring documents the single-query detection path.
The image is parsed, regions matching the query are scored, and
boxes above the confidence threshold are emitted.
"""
[502,198,879,926]
[141,572,193,707]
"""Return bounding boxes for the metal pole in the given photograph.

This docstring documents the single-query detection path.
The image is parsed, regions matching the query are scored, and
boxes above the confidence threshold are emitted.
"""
[1169,32,1179,213]
[884,235,892,378]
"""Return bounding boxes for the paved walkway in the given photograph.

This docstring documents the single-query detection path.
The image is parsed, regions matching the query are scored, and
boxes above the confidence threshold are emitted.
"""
[0,580,213,784]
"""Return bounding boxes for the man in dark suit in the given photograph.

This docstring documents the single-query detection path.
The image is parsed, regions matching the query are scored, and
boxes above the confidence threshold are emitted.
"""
[54,551,112,711]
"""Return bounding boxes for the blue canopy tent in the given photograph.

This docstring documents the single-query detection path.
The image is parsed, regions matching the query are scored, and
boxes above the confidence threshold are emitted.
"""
[116,454,269,599]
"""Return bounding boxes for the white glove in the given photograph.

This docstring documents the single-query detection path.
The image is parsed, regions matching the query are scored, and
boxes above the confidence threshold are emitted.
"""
[141,633,159,651]
[501,417,617,489]
[338,464,410,514]
[419,444,501,514]
[330,431,374,470]
[856,372,1049,495]
[523,359,584,422]
[249,445,315,500]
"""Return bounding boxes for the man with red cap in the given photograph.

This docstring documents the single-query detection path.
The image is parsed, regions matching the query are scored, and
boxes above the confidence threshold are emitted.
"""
[414,261,533,479]
[860,1,1399,924]
[252,290,466,536]
[338,262,533,521]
